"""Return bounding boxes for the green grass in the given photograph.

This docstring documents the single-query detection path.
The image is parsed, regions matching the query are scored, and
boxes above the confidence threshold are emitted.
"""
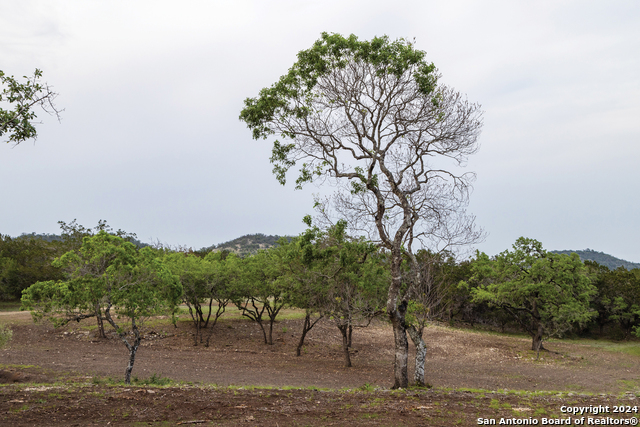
[0,301,21,312]
[617,379,640,392]
[577,340,640,357]
[0,363,37,370]
[90,373,175,387]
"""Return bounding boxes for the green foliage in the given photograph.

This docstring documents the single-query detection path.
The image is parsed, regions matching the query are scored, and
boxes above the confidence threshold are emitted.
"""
[585,261,640,338]
[291,220,388,323]
[163,250,235,345]
[133,373,173,386]
[0,69,61,144]
[465,237,597,349]
[239,32,445,188]
[21,231,181,384]
[21,232,181,352]
[232,248,289,345]
[0,234,64,301]
[288,220,387,365]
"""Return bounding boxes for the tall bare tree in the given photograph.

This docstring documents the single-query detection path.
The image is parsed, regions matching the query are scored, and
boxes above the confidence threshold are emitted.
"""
[240,33,483,388]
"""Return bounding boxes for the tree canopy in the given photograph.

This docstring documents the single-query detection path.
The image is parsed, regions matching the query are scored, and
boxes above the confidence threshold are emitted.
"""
[21,231,182,384]
[465,237,597,352]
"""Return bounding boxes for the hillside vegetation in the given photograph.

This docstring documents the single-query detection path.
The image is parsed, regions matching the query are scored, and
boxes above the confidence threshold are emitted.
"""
[205,233,289,256]
[552,248,640,270]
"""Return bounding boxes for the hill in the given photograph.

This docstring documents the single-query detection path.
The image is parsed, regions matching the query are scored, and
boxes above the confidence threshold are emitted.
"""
[206,233,289,257]
[551,249,640,270]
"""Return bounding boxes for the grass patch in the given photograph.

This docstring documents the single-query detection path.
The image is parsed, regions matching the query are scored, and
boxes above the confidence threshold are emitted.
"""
[91,373,174,387]
[578,340,640,357]
[0,301,21,312]
[617,379,640,391]
[0,363,37,370]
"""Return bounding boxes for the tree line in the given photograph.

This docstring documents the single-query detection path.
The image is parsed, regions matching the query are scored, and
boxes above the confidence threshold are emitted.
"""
[6,220,640,385]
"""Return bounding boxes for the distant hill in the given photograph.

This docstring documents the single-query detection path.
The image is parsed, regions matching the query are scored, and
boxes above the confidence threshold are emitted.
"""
[551,249,640,270]
[206,233,290,257]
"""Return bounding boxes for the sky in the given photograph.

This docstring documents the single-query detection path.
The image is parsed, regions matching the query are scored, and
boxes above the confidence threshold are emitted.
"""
[1,0,639,261]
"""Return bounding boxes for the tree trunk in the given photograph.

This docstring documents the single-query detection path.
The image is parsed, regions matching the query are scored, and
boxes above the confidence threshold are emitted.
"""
[104,305,142,385]
[407,324,428,387]
[531,304,545,352]
[267,318,274,345]
[204,300,227,348]
[257,320,268,344]
[124,340,140,385]
[531,321,544,352]
[203,297,214,329]
[296,313,311,357]
[387,247,409,389]
[96,314,106,339]
[296,311,323,357]
[338,324,352,367]
[191,302,202,346]
[95,302,106,338]
[347,324,353,348]
[389,300,409,388]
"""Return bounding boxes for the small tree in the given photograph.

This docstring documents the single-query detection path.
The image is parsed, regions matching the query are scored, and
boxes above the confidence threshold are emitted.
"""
[233,250,288,345]
[22,231,182,384]
[201,251,237,347]
[280,228,329,357]
[317,222,387,367]
[22,231,121,337]
[465,237,596,353]
[289,219,387,367]
[163,251,232,346]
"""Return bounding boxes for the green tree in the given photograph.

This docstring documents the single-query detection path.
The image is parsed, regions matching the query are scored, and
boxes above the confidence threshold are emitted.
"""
[240,32,483,388]
[21,231,182,384]
[232,250,288,345]
[584,260,616,335]
[466,238,596,353]
[164,250,235,346]
[278,227,328,357]
[1,69,61,144]
[318,224,387,368]
[287,219,387,367]
[0,234,63,300]
[588,263,640,339]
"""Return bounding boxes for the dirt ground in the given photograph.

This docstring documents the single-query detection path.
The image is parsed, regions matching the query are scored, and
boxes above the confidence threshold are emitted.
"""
[1,310,639,426]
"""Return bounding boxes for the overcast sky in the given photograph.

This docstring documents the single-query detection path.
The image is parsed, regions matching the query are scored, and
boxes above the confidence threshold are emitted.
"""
[2,0,639,261]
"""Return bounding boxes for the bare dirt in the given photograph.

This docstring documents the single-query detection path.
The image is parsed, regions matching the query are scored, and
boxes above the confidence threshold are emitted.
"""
[1,310,639,426]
